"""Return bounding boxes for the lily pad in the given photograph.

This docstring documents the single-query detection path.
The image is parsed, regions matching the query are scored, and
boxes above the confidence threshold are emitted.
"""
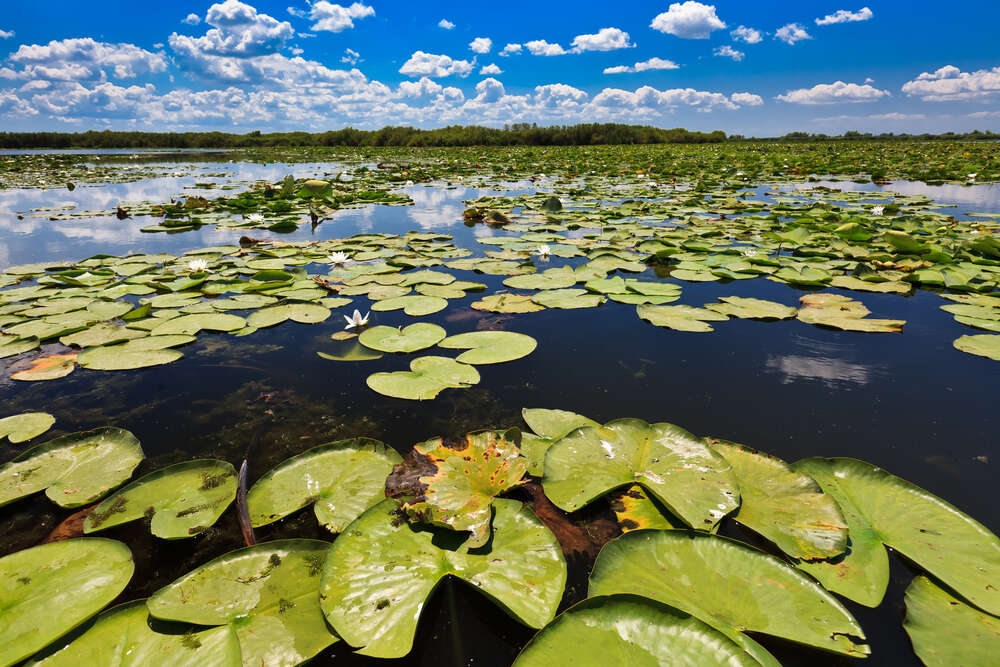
[589,530,869,664]
[59,324,146,348]
[246,303,330,328]
[519,408,599,476]
[438,331,537,364]
[147,540,338,666]
[385,429,528,547]
[532,288,605,309]
[366,356,479,400]
[513,595,758,667]
[0,538,135,667]
[0,412,55,444]
[542,418,739,529]
[903,575,1000,667]
[636,304,729,332]
[358,323,446,354]
[84,459,236,539]
[796,294,904,332]
[150,313,246,335]
[0,335,40,358]
[503,267,577,290]
[953,334,1000,360]
[0,427,144,508]
[470,294,544,313]
[607,484,685,533]
[317,341,384,362]
[320,498,565,659]
[11,353,77,381]
[248,438,401,533]
[705,297,797,320]
[77,345,183,370]
[370,295,448,316]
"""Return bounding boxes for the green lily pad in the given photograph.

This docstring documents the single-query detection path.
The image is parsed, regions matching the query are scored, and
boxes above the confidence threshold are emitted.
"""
[27,600,241,667]
[246,303,330,328]
[59,324,146,348]
[954,334,1000,360]
[358,323,446,353]
[796,294,904,332]
[774,266,833,286]
[830,275,912,294]
[84,459,236,539]
[513,595,758,667]
[317,341,384,362]
[397,270,455,287]
[150,313,247,335]
[589,530,869,664]
[385,430,528,547]
[211,294,278,310]
[438,331,537,364]
[147,540,338,666]
[320,498,565,659]
[78,345,183,371]
[0,427,144,508]
[707,439,847,559]
[542,419,739,529]
[248,438,401,533]
[792,457,1000,613]
[532,289,605,309]
[636,304,729,332]
[607,484,685,532]
[705,297,797,320]
[366,356,480,400]
[503,267,577,290]
[370,295,448,316]
[0,412,55,444]
[519,408,599,476]
[903,575,1000,667]
[470,294,544,313]
[0,335,40,358]
[0,538,135,667]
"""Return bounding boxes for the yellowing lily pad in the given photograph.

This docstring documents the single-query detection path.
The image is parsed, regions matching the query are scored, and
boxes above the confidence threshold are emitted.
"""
[0,412,55,444]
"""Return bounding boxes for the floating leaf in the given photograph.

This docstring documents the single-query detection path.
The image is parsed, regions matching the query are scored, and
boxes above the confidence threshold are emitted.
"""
[77,345,183,370]
[317,341,383,362]
[503,267,577,290]
[320,499,565,659]
[636,304,728,332]
[366,356,479,400]
[519,408,598,476]
[59,324,145,348]
[248,438,401,533]
[438,331,537,364]
[607,484,684,533]
[150,313,246,335]
[542,418,739,529]
[903,575,1000,667]
[11,353,77,381]
[148,540,338,666]
[953,334,1000,360]
[705,296,797,320]
[470,294,543,313]
[358,323,446,353]
[513,595,758,667]
[0,538,135,667]
[589,530,869,664]
[385,430,528,547]
[246,303,330,328]
[0,335,39,359]
[370,295,448,316]
[796,294,904,332]
[84,460,236,539]
[532,288,605,309]
[0,427,144,508]
[0,412,55,444]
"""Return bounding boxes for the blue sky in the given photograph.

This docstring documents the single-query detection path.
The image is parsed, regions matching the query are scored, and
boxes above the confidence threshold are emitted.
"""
[1,1,998,135]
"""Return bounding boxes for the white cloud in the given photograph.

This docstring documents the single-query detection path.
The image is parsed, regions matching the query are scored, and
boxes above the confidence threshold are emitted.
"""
[775,23,811,45]
[813,112,925,121]
[603,57,679,74]
[650,2,725,39]
[570,27,633,52]
[341,48,361,65]
[169,0,293,58]
[182,13,202,25]
[0,29,13,40]
[287,6,308,18]
[438,19,455,30]
[714,45,744,61]
[500,43,522,56]
[479,63,502,75]
[902,65,1000,101]
[307,2,374,33]
[469,37,492,54]
[777,81,890,104]
[590,85,750,113]
[7,38,167,81]
[474,77,505,103]
[968,110,1000,119]
[731,92,763,106]
[399,51,474,78]
[815,7,873,26]
[525,40,567,56]
[730,25,761,44]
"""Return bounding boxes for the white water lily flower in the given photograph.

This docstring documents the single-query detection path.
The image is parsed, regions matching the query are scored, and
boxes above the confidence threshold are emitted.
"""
[344,309,370,330]
[327,251,350,265]
[187,259,209,273]
[871,205,885,216]
[246,213,264,223]
[537,244,551,257]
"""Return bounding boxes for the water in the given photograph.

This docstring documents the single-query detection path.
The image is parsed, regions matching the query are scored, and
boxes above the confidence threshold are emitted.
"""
[1,157,998,666]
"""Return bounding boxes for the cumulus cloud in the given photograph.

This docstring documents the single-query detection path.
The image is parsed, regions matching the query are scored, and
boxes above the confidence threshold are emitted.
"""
[968,110,1000,119]
[306,2,374,33]
[474,77,505,103]
[591,85,753,113]
[182,13,201,25]
[902,65,1000,101]
[340,48,361,65]
[480,63,502,75]
[169,0,293,58]
[603,57,679,74]
[714,45,744,61]
[570,27,633,52]
[399,51,475,78]
[469,37,492,54]
[813,112,925,122]
[6,38,167,81]
[731,92,763,106]
[777,81,890,104]
[438,19,455,30]
[815,7,873,26]
[500,43,522,56]
[775,23,811,45]
[730,25,761,43]
[525,40,567,56]
[650,2,725,39]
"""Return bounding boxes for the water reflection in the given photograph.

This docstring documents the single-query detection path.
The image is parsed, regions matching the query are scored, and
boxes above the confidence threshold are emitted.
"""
[765,336,882,388]
[783,179,1000,210]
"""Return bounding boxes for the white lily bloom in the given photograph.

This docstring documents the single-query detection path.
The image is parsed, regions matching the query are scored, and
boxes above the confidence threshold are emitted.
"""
[537,244,551,257]
[246,213,264,223]
[871,205,885,216]
[188,259,209,273]
[344,309,370,329]
[327,251,350,265]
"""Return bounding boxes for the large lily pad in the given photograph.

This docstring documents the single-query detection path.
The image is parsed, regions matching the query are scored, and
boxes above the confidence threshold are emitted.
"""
[503,267,577,290]
[438,331,537,364]
[150,313,247,335]
[358,323,446,353]
[953,334,1000,360]
[532,288,605,309]
[792,457,1000,613]
[0,427,144,508]
[519,408,598,476]
[11,353,77,381]
[542,419,739,529]
[147,540,338,666]
[320,498,565,659]
[589,530,869,663]
[796,294,904,332]
[636,304,729,332]
[366,356,479,400]
[0,412,55,444]
[705,296,797,320]
[470,294,544,313]
[708,439,848,560]
[246,303,330,328]
[27,600,241,667]
[903,575,1000,667]
[385,430,527,547]
[77,344,183,370]
[512,595,758,667]
[370,295,448,316]
[84,459,236,539]
[0,335,40,358]
[0,538,135,667]
[248,438,401,533]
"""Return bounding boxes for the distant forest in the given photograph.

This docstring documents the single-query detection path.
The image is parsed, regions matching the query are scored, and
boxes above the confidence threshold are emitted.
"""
[0,124,996,149]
